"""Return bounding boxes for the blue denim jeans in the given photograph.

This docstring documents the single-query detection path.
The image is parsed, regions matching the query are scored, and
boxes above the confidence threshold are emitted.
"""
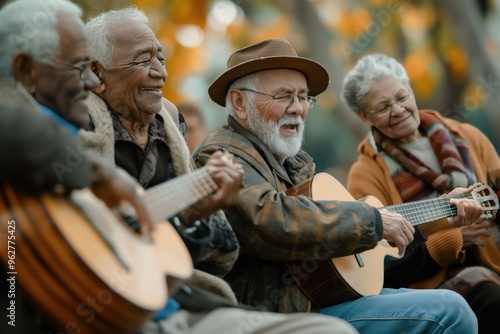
[320,288,477,334]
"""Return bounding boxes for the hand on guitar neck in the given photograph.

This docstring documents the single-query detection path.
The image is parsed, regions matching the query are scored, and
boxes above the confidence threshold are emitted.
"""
[378,210,415,256]
[446,185,490,227]
[179,150,244,224]
[284,173,499,307]
[381,184,490,256]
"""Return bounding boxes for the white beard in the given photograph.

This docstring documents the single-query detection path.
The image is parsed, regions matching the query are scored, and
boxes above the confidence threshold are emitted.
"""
[246,104,304,162]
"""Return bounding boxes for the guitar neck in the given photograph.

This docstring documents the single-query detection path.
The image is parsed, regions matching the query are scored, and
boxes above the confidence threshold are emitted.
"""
[142,167,218,224]
[384,194,472,226]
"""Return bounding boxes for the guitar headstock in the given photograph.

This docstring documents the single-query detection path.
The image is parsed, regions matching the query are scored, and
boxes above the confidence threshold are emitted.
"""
[471,183,500,219]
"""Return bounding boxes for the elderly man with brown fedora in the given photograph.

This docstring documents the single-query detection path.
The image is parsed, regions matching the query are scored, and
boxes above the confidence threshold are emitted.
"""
[193,38,482,333]
[79,7,358,334]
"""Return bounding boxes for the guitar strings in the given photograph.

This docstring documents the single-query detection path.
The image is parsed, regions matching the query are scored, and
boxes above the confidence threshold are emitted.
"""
[386,194,469,225]
[141,167,219,223]
[384,192,498,226]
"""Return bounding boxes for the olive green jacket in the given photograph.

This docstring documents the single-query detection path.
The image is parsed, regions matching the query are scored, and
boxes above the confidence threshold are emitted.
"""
[193,116,384,313]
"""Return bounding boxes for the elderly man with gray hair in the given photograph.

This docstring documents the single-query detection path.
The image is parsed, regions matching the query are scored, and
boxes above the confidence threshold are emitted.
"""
[80,5,357,334]
[193,37,484,334]
[0,0,163,333]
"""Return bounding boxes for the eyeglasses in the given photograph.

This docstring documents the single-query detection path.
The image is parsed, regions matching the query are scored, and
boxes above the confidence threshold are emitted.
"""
[49,59,92,81]
[239,88,316,109]
[364,92,411,118]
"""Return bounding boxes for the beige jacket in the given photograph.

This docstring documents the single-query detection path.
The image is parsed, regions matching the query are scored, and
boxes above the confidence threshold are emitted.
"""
[79,93,238,303]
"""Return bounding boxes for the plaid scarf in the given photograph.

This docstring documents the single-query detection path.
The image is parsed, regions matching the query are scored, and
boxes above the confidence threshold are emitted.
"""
[373,110,476,202]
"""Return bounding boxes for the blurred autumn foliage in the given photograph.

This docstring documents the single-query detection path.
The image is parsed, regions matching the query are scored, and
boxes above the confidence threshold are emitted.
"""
[73,0,500,182]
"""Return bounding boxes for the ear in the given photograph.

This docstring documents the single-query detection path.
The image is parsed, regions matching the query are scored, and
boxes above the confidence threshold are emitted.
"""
[11,53,39,94]
[228,89,248,120]
[91,61,106,94]
[355,109,375,126]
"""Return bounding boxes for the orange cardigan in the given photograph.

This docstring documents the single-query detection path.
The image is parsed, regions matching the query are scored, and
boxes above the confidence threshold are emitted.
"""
[347,109,500,288]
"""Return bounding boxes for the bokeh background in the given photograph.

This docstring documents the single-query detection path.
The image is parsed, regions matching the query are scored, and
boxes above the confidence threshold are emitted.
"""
[7,0,500,184]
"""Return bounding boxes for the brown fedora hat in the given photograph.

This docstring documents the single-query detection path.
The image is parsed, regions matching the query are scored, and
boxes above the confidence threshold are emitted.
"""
[208,38,330,107]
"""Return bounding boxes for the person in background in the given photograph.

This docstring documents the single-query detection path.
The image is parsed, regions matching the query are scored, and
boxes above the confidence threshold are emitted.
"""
[177,101,209,153]
[342,53,500,334]
[81,7,358,334]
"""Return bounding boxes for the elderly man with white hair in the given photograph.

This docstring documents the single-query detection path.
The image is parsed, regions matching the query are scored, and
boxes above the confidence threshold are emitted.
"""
[80,6,358,334]
[0,0,162,333]
[193,38,484,334]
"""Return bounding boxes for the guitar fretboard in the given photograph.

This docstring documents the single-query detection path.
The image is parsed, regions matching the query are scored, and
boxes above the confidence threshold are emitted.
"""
[384,194,472,226]
[143,167,218,223]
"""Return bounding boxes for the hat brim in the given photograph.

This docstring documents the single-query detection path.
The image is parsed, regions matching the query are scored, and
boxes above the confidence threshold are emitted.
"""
[208,56,330,107]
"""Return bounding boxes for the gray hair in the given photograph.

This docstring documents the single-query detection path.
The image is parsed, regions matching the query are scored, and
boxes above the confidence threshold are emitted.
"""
[0,0,82,79]
[341,53,410,112]
[225,72,261,116]
[86,6,149,69]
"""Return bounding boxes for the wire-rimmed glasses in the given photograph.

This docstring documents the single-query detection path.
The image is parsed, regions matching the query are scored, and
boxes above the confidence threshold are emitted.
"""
[239,88,316,109]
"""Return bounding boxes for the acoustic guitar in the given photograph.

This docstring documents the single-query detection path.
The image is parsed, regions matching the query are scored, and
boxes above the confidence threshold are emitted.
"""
[285,172,499,308]
[0,165,220,334]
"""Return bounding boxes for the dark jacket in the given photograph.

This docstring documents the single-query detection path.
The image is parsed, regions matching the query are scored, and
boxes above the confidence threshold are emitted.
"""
[193,116,387,313]
[0,81,91,191]
[0,81,93,334]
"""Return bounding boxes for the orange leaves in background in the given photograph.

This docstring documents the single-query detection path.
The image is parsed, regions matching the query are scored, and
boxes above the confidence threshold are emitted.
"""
[446,44,468,82]
[401,4,436,33]
[133,0,163,7]
[167,45,207,76]
[168,0,208,26]
[404,50,435,101]
[135,0,209,26]
[133,0,211,103]
[336,8,372,38]
[226,19,247,38]
[249,15,290,42]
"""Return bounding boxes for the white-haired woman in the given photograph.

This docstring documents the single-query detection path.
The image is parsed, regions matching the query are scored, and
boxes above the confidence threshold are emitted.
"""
[343,53,500,333]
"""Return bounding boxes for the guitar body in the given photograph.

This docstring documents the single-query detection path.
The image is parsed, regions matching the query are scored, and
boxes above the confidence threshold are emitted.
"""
[287,172,498,308]
[0,185,192,333]
[287,173,402,308]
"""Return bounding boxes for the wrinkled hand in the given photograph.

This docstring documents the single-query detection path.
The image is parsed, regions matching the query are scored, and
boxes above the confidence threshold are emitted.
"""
[206,151,244,207]
[446,186,485,227]
[461,220,492,248]
[89,155,154,236]
[380,209,415,256]
[446,186,471,197]
[182,151,244,222]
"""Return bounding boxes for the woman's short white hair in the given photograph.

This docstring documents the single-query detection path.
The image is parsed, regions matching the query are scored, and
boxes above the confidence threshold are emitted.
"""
[341,53,410,112]
[86,6,149,70]
[0,0,82,79]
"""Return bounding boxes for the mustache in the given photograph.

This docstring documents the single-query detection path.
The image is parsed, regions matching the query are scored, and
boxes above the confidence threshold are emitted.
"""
[278,116,303,127]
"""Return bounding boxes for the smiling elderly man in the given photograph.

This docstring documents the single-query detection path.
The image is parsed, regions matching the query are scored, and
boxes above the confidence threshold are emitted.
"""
[193,38,483,334]
[79,7,358,334]
[0,0,158,333]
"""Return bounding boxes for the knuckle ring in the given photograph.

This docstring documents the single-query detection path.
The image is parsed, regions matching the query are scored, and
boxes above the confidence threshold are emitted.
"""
[474,239,480,245]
